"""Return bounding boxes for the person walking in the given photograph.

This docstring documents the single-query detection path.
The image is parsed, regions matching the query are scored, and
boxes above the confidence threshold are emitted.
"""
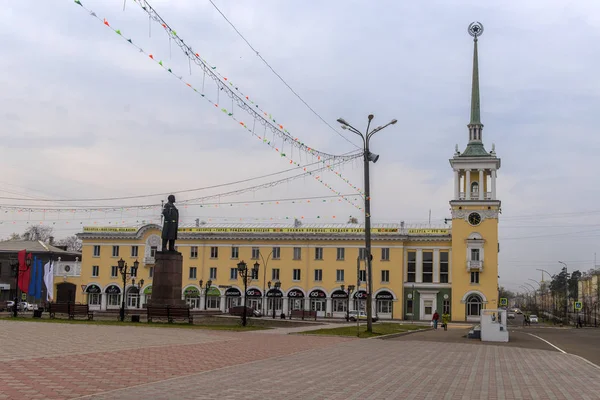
[432,310,440,330]
[442,312,450,331]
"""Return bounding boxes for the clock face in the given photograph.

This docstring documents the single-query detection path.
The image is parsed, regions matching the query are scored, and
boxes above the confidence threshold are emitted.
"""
[468,212,482,226]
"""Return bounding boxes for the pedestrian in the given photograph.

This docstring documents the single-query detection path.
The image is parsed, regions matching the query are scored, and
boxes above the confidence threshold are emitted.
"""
[442,312,450,331]
[432,310,440,330]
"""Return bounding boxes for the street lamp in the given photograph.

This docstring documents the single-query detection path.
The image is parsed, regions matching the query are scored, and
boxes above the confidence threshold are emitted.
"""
[118,258,139,322]
[238,260,260,327]
[11,256,31,318]
[199,279,212,310]
[267,280,282,319]
[259,250,273,314]
[337,114,397,333]
[340,284,355,321]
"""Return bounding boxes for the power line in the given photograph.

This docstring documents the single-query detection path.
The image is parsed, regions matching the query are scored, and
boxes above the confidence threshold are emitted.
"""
[206,0,360,150]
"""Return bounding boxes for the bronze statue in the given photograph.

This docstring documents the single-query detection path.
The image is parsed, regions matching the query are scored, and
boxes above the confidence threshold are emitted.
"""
[161,195,179,252]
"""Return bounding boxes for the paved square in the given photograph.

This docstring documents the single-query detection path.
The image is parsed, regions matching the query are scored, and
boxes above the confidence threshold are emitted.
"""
[1,320,599,399]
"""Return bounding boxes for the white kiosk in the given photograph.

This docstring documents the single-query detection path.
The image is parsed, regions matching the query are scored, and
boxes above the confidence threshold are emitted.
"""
[480,309,509,342]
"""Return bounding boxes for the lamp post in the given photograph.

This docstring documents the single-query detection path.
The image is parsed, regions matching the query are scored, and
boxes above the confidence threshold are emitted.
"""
[267,280,282,319]
[259,250,273,315]
[131,278,144,308]
[337,114,397,333]
[11,256,31,318]
[118,258,139,322]
[340,284,355,321]
[199,279,212,310]
[528,278,543,320]
[238,260,260,327]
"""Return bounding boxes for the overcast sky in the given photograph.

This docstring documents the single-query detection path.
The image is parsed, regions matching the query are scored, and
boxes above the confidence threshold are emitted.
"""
[2,0,600,292]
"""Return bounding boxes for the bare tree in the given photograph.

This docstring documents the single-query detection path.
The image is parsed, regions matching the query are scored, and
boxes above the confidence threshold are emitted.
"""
[7,232,22,240]
[348,216,359,224]
[22,226,54,242]
[56,236,83,252]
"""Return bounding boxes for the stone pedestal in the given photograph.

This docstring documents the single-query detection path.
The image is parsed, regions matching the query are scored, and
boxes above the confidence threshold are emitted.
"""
[149,251,187,307]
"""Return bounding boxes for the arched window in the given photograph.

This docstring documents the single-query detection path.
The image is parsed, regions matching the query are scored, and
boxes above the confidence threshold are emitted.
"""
[471,182,479,194]
[466,294,483,317]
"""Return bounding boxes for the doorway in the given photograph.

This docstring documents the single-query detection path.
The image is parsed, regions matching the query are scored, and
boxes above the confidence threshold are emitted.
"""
[56,283,76,303]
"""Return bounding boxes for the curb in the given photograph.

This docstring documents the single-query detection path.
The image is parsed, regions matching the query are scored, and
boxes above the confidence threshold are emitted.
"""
[375,327,433,340]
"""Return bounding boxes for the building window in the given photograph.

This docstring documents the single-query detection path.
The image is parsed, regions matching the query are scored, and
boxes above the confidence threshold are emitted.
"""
[111,266,118,278]
[381,270,389,283]
[359,248,366,260]
[272,268,280,280]
[443,299,451,314]
[314,269,322,281]
[336,248,345,260]
[471,248,480,261]
[210,247,218,259]
[131,246,138,258]
[251,268,258,280]
[149,267,154,278]
[440,252,449,283]
[92,266,99,277]
[333,299,347,312]
[272,247,281,259]
[293,269,301,281]
[112,246,119,257]
[207,296,221,309]
[190,246,198,258]
[210,267,217,280]
[471,271,480,284]
[377,300,392,314]
[93,245,100,257]
[250,247,259,259]
[381,248,390,261]
[359,270,366,283]
[150,246,157,258]
[231,247,239,259]
[422,252,433,283]
[189,267,197,279]
[230,268,238,280]
[407,251,416,282]
[406,299,414,314]
[336,269,345,282]
[293,247,301,260]
[315,247,323,260]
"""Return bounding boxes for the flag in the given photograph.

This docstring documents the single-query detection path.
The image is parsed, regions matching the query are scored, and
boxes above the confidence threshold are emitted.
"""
[44,260,54,302]
[28,256,37,295]
[17,250,32,293]
[35,258,43,300]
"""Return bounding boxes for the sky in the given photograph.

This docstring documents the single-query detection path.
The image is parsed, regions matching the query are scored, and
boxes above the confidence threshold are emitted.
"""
[2,0,600,292]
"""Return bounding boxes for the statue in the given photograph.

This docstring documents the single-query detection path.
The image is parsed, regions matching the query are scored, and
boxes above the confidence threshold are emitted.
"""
[161,195,179,252]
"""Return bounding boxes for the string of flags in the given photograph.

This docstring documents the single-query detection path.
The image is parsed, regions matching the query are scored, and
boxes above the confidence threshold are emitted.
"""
[72,0,365,209]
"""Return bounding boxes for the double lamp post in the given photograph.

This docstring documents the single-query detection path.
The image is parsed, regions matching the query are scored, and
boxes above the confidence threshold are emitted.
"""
[237,260,260,327]
[337,114,397,333]
[117,258,139,322]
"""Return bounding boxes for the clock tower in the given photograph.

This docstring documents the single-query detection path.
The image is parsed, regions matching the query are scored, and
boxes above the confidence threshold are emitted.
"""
[450,22,501,321]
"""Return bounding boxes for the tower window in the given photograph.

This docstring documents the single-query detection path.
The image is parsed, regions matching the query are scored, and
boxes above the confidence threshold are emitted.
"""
[471,182,479,194]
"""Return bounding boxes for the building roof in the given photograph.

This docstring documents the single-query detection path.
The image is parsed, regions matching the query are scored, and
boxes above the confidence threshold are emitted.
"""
[0,240,80,256]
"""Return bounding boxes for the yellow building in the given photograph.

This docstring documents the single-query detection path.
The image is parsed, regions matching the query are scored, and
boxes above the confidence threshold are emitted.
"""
[62,25,500,322]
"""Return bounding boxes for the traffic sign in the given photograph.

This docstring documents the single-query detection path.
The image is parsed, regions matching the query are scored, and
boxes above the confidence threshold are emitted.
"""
[499,297,508,306]
[574,301,582,311]
[21,293,26,301]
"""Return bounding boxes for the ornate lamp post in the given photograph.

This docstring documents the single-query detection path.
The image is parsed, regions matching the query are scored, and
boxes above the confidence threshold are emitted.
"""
[267,280,282,319]
[199,279,212,310]
[337,115,397,333]
[118,258,139,322]
[11,256,31,318]
[238,260,259,327]
[341,284,355,321]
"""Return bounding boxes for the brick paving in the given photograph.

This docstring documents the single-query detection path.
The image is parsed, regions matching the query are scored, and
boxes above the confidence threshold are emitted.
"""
[1,320,600,399]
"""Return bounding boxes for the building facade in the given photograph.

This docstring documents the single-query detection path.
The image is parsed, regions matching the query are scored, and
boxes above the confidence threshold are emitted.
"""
[64,25,501,322]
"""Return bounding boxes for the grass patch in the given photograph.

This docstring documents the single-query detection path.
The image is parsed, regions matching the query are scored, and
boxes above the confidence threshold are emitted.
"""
[0,316,265,331]
[298,322,429,338]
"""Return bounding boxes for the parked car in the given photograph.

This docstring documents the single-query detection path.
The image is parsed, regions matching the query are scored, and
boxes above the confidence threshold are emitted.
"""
[229,306,261,317]
[347,310,379,322]
[529,315,539,323]
[507,312,516,319]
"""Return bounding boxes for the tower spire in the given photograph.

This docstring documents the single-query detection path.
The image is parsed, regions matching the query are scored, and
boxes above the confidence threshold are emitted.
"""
[467,22,484,143]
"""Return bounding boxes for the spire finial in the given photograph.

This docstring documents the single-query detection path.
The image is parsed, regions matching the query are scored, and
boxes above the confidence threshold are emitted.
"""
[467,22,484,143]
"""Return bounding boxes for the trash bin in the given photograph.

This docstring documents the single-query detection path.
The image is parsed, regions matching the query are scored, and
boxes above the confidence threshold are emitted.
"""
[131,315,140,323]
[33,309,43,318]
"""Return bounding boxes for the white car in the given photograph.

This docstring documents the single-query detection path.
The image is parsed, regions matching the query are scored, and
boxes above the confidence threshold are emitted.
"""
[529,315,538,323]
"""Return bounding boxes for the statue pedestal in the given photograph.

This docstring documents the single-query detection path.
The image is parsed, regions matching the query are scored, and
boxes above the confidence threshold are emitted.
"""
[149,251,187,307]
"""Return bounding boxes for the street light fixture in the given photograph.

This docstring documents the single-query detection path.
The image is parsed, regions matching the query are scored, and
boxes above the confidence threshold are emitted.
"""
[336,114,397,333]
[267,280,282,319]
[199,279,212,310]
[117,258,139,322]
[340,284,355,321]
[11,256,31,318]
[238,260,260,327]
